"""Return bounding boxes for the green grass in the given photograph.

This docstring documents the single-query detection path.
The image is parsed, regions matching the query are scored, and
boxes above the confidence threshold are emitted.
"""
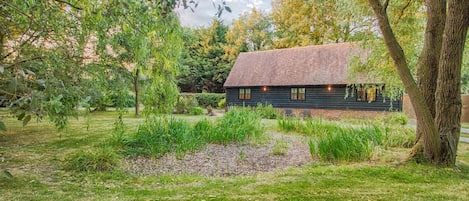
[1,109,469,200]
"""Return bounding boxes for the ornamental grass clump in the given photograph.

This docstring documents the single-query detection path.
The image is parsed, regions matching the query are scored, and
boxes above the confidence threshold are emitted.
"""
[309,125,384,162]
[210,107,264,144]
[124,116,204,158]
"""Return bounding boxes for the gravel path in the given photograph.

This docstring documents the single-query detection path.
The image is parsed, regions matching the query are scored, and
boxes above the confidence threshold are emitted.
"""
[122,132,314,176]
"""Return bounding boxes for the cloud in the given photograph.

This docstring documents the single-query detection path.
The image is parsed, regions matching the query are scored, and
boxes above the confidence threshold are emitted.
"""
[176,0,272,27]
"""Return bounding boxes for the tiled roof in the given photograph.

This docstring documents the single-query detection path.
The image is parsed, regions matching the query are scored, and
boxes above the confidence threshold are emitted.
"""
[223,42,370,87]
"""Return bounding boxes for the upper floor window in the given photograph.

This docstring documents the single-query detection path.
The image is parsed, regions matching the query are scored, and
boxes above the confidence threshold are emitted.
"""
[239,88,251,100]
[291,88,305,100]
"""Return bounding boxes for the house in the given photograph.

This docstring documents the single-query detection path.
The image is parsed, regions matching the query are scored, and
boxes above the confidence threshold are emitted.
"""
[223,43,402,113]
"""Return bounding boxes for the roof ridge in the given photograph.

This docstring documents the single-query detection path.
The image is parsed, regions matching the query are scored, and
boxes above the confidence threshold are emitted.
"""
[239,42,358,55]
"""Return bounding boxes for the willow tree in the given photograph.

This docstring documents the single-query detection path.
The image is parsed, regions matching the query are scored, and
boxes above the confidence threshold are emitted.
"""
[367,0,469,165]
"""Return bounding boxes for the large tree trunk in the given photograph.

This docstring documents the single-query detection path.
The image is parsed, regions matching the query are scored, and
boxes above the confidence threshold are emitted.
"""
[434,0,469,165]
[134,68,140,116]
[368,0,441,163]
[415,0,446,145]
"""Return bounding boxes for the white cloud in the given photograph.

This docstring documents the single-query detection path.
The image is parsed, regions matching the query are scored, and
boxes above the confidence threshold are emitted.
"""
[176,0,272,27]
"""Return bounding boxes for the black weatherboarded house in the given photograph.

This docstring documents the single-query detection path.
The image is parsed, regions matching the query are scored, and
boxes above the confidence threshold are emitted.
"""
[223,43,401,111]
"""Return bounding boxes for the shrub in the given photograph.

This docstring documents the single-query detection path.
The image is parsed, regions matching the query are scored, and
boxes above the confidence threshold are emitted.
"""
[189,106,204,115]
[255,103,280,119]
[175,95,199,114]
[63,147,119,172]
[218,98,226,109]
[193,93,225,107]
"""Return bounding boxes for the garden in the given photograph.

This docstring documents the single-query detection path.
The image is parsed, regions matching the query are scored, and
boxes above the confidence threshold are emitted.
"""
[1,104,469,200]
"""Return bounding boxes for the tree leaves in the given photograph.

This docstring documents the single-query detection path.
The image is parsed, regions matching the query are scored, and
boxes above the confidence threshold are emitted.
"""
[0,121,6,131]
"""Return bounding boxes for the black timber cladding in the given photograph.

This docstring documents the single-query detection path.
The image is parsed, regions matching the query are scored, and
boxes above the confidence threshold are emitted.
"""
[225,85,401,111]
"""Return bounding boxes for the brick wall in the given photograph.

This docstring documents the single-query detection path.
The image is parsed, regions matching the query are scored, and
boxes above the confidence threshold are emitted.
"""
[276,108,390,120]
[402,94,469,123]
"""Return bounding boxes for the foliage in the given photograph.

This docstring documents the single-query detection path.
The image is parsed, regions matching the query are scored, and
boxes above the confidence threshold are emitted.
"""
[123,116,203,158]
[63,147,120,172]
[208,107,265,144]
[272,138,289,156]
[2,111,469,200]
[177,20,232,93]
[254,103,280,119]
[174,94,199,114]
[119,107,264,157]
[225,8,273,54]
[0,0,185,129]
[381,113,409,126]
[217,98,226,109]
[189,106,204,115]
[179,93,225,107]
[271,0,374,48]
[383,126,415,148]
[309,125,383,162]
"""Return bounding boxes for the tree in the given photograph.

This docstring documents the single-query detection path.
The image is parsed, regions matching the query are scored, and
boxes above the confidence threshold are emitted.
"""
[178,19,231,93]
[0,0,196,129]
[367,0,469,165]
[90,0,183,116]
[226,8,274,52]
[271,0,374,48]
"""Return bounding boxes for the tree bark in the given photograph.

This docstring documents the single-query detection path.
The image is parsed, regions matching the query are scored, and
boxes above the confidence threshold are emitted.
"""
[415,0,446,144]
[134,68,140,116]
[434,0,469,165]
[368,0,441,163]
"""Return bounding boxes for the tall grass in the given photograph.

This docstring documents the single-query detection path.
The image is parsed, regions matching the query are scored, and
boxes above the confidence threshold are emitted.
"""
[63,146,120,172]
[309,126,383,162]
[255,103,280,119]
[123,116,204,158]
[210,107,264,144]
[278,117,339,135]
[119,108,264,158]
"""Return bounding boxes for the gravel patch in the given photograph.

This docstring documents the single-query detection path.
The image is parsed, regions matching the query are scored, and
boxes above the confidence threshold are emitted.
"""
[122,132,314,176]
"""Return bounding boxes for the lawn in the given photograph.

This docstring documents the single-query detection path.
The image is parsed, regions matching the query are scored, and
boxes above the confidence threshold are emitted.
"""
[1,110,469,200]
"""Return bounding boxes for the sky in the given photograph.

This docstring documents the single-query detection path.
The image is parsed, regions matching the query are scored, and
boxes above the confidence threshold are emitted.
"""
[175,0,272,27]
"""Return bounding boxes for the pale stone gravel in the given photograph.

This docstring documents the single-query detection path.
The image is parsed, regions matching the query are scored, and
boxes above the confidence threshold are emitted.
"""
[122,132,314,176]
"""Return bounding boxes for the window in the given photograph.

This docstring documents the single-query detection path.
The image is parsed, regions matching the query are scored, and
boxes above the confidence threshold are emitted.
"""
[356,86,376,102]
[239,88,251,100]
[291,88,305,100]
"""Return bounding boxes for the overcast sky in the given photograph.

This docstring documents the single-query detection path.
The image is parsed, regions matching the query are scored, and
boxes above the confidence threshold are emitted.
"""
[176,0,272,27]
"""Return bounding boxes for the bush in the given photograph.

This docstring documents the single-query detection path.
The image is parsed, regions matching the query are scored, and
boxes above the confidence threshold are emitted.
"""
[309,126,383,162]
[63,147,120,172]
[189,106,204,115]
[255,103,280,119]
[175,95,199,114]
[218,98,226,109]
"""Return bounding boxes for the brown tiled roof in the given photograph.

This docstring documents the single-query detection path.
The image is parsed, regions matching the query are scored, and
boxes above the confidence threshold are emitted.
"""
[223,42,369,87]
